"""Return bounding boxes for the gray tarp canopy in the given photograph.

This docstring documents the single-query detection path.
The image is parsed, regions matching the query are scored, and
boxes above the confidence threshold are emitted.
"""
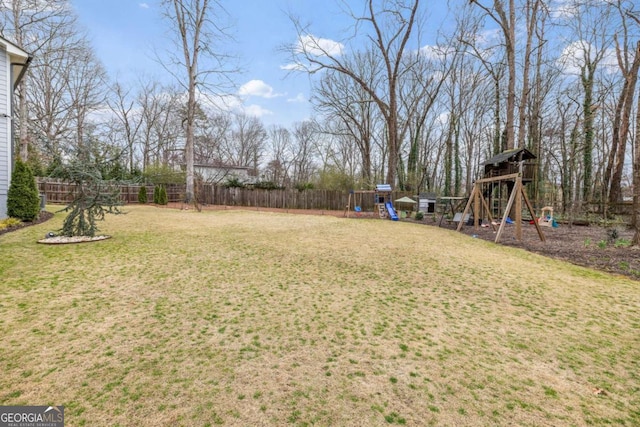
[394,197,417,204]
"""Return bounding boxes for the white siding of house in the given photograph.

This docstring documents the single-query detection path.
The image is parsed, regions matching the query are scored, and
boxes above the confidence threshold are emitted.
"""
[0,45,9,219]
[195,165,251,184]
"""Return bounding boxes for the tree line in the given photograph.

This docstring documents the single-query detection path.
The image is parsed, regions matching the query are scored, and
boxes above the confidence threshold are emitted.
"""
[2,0,640,241]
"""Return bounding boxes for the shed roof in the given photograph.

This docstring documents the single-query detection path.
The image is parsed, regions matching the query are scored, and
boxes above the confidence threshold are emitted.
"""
[483,148,536,166]
[419,192,437,199]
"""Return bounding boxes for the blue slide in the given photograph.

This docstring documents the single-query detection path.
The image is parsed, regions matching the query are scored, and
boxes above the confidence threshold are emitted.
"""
[385,201,399,221]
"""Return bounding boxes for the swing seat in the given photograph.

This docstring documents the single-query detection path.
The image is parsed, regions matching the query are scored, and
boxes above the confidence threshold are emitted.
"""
[354,206,362,216]
[452,212,469,223]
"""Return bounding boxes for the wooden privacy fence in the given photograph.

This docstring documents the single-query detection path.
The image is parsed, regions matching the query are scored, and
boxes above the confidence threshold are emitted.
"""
[37,179,156,204]
[37,179,414,212]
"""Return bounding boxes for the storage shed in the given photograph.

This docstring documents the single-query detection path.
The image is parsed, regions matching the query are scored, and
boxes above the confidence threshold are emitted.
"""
[418,192,436,214]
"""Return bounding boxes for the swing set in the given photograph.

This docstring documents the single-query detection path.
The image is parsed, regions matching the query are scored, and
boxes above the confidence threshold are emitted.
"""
[344,185,395,219]
[345,190,367,217]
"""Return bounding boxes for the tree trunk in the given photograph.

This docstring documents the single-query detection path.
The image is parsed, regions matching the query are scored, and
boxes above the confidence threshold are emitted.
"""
[444,112,454,196]
[385,102,399,186]
[610,42,640,205]
[18,82,30,162]
[505,0,516,150]
[581,67,595,202]
[362,142,372,185]
[633,85,640,245]
[454,115,462,196]
[517,0,540,149]
[493,77,502,155]
[604,77,627,202]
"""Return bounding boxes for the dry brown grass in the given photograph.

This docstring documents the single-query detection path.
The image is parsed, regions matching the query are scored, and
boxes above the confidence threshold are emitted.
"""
[0,205,638,426]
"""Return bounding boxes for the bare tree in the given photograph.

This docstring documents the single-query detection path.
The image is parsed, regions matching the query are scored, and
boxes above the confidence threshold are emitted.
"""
[398,47,448,192]
[225,113,267,173]
[26,20,80,164]
[315,119,360,182]
[625,6,640,244]
[312,50,379,186]
[160,0,235,202]
[291,121,318,185]
[265,125,293,187]
[456,2,507,156]
[136,83,182,169]
[471,0,517,150]
[558,0,614,202]
[1,0,78,162]
[287,0,421,185]
[66,41,108,158]
[194,112,230,164]
[527,7,558,205]
[634,75,640,244]
[516,0,547,149]
[606,1,640,206]
[552,94,582,215]
[2,0,108,166]
[108,83,143,174]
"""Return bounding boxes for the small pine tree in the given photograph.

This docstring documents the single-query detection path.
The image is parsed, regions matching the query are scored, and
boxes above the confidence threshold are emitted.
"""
[7,159,40,221]
[57,160,122,237]
[138,186,148,204]
[158,185,168,205]
[153,185,160,204]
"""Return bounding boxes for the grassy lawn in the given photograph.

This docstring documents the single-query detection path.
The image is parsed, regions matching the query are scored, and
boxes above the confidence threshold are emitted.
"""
[1,205,639,426]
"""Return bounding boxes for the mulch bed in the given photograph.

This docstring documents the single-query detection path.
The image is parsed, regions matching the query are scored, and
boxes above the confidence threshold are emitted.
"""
[419,217,640,281]
[0,210,54,237]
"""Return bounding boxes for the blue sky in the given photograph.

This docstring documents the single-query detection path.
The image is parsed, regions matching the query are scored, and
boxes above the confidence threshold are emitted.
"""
[71,0,450,128]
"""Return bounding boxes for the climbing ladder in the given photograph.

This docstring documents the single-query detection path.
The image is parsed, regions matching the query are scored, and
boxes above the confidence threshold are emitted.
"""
[377,204,386,219]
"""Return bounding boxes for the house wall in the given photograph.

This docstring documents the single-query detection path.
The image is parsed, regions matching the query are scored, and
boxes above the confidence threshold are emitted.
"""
[0,44,9,219]
[195,166,251,184]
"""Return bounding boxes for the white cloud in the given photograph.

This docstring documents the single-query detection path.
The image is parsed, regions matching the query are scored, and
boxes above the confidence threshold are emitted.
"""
[279,34,344,72]
[551,0,579,19]
[287,93,306,103]
[296,34,344,57]
[280,62,306,71]
[238,80,282,98]
[242,104,273,118]
[437,112,450,126]
[558,40,618,75]
[420,44,441,60]
[476,28,501,48]
[419,44,456,61]
[198,92,243,113]
[558,40,586,74]
[551,0,612,20]
[139,3,150,9]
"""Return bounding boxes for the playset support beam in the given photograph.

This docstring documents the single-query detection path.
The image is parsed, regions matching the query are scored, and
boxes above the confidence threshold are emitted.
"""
[457,174,545,244]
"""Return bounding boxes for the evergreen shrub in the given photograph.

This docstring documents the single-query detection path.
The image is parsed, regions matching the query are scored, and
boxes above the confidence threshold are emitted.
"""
[138,186,148,204]
[7,159,40,221]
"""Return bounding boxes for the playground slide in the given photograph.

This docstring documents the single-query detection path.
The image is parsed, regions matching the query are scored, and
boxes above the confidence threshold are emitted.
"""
[385,201,399,221]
